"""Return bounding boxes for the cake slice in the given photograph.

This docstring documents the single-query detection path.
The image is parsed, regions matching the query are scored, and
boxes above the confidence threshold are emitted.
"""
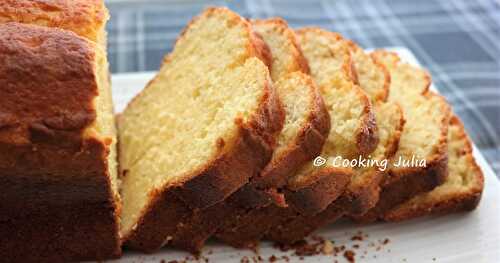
[346,40,389,104]
[118,8,284,252]
[0,21,120,262]
[384,115,484,221]
[295,28,378,159]
[353,51,451,222]
[169,18,337,252]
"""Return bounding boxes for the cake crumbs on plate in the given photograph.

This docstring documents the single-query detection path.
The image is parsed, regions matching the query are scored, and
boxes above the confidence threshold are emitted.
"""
[351,231,366,241]
[344,250,356,263]
[169,231,392,263]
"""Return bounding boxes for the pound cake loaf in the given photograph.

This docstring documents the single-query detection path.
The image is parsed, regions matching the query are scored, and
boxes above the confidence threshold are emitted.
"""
[354,51,452,222]
[0,21,120,263]
[169,18,336,252]
[118,8,284,252]
[384,115,484,221]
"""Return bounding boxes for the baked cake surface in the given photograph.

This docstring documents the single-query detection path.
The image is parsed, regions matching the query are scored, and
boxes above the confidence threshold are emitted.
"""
[0,0,109,43]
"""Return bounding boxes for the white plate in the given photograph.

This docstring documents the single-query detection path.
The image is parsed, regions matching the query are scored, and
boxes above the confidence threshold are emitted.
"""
[110,47,500,263]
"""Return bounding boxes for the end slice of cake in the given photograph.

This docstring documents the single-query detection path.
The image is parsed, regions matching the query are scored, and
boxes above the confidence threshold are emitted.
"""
[0,22,120,262]
[384,115,484,221]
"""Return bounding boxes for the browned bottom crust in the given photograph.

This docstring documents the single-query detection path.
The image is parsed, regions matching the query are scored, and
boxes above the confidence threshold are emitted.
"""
[265,203,345,244]
[0,142,121,263]
[168,184,281,253]
[352,156,449,223]
[0,202,120,263]
[384,191,482,222]
[383,116,484,222]
[124,125,275,252]
[165,78,331,252]
[262,169,382,244]
[215,170,351,248]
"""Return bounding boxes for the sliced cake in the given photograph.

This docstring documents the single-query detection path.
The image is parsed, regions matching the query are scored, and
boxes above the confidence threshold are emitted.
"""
[265,41,406,243]
[118,8,284,252]
[280,30,387,215]
[169,18,335,252]
[295,28,378,159]
[215,28,379,248]
[354,51,451,222]
[346,40,389,103]
[266,102,404,244]
[384,115,484,221]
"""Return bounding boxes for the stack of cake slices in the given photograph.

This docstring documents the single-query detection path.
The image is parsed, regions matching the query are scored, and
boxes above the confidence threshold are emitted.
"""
[0,3,484,262]
[117,7,483,253]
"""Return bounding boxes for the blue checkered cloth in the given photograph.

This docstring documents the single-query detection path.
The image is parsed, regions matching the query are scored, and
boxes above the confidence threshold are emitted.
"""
[106,0,500,176]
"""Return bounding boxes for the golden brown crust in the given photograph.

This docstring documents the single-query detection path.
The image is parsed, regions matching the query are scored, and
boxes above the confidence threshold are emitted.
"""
[196,91,331,250]
[372,55,391,102]
[250,30,273,70]
[345,40,390,102]
[0,0,108,43]
[283,167,353,215]
[123,8,285,252]
[252,18,311,75]
[383,104,406,159]
[256,75,330,189]
[356,101,379,156]
[0,22,120,262]
[340,103,405,216]
[383,116,484,221]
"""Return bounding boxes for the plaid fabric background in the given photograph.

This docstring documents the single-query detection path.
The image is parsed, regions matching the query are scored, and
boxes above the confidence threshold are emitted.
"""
[106,0,500,176]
